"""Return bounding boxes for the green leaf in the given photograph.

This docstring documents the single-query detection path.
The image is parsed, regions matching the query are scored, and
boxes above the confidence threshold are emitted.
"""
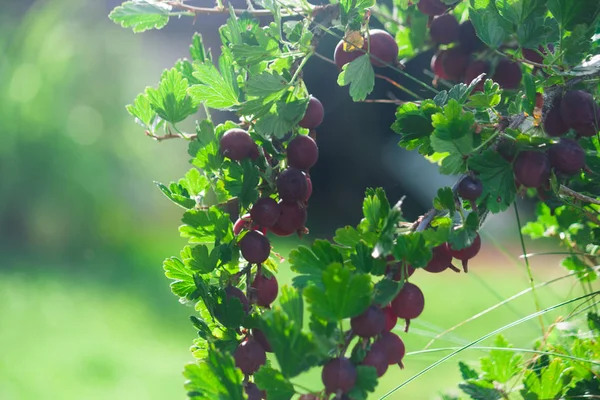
[180,206,233,244]
[458,361,479,380]
[127,93,157,128]
[433,186,456,215]
[289,240,345,289]
[588,312,600,332]
[459,381,502,400]
[430,134,472,175]
[258,287,320,378]
[189,62,240,110]
[109,1,170,33]
[522,359,570,399]
[351,242,387,275]
[333,226,363,248]
[223,159,260,209]
[468,150,516,213]
[183,344,245,400]
[362,187,391,231]
[337,54,375,102]
[304,263,373,322]
[190,32,211,63]
[448,213,479,251]
[182,245,220,274]
[254,366,295,400]
[393,232,433,268]
[346,365,378,400]
[548,0,600,31]
[469,0,511,48]
[146,68,199,124]
[213,286,246,329]
[466,80,502,109]
[480,335,523,383]
[253,95,309,139]
[179,168,209,197]
[156,181,196,209]
[432,99,475,140]
[392,100,440,155]
[372,279,402,307]
[561,256,597,282]
[163,256,195,298]
[246,71,288,97]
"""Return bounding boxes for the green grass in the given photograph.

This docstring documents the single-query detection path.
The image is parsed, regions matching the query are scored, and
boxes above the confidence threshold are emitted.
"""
[0,240,588,399]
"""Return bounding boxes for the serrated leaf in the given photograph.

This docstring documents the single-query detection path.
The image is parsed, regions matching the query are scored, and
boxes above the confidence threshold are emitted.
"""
[522,358,569,399]
[393,232,432,268]
[468,150,516,213]
[548,0,600,31]
[182,244,220,274]
[469,0,511,48]
[561,256,597,282]
[109,1,171,33]
[163,257,195,298]
[304,263,372,322]
[126,93,157,128]
[433,186,457,215]
[480,335,523,383]
[392,100,440,155]
[223,159,260,209]
[373,279,402,306]
[459,381,502,400]
[337,54,375,101]
[253,96,309,139]
[254,366,295,400]
[346,365,378,400]
[183,344,245,400]
[156,182,196,209]
[189,63,240,110]
[289,240,345,289]
[180,206,233,243]
[351,242,387,275]
[145,68,199,123]
[459,361,479,380]
[333,226,362,247]
[246,71,288,97]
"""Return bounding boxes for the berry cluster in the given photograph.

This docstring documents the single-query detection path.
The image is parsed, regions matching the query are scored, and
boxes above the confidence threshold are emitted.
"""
[513,90,598,189]
[218,96,323,398]
[334,29,399,70]
[423,3,527,91]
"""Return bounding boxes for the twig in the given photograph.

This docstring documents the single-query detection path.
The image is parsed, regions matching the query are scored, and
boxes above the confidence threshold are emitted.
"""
[163,1,301,16]
[559,185,600,206]
[145,130,197,142]
[375,74,420,100]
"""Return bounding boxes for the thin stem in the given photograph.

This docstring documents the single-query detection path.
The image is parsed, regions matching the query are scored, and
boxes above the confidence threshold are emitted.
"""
[559,185,600,206]
[289,52,312,84]
[513,201,546,335]
[163,0,302,16]
[375,74,421,100]
[145,130,197,142]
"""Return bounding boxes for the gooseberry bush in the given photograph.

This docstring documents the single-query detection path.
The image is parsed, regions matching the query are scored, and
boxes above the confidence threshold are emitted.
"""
[109,0,600,398]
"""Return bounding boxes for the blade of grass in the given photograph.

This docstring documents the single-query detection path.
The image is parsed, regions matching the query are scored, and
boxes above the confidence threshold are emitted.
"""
[379,290,599,399]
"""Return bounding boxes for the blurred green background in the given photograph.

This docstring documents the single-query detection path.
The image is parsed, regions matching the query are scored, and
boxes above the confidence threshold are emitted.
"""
[0,1,591,399]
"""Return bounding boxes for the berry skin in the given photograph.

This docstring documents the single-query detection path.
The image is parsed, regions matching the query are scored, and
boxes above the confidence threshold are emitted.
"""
[448,234,481,273]
[441,47,470,81]
[224,286,250,313]
[234,339,267,375]
[334,39,365,70]
[492,58,522,90]
[252,328,272,353]
[458,20,485,53]
[463,60,490,92]
[367,29,399,67]
[513,150,551,188]
[390,282,425,332]
[560,90,600,137]
[270,201,307,237]
[321,357,357,394]
[431,51,451,80]
[305,174,313,201]
[382,305,398,332]
[351,306,386,338]
[251,273,279,307]
[250,198,280,228]
[239,230,271,264]
[299,96,324,129]
[417,0,449,16]
[429,14,460,45]
[361,345,389,377]
[543,101,570,137]
[219,129,256,161]
[287,135,319,171]
[548,138,586,175]
[245,382,266,400]
[277,168,309,202]
[423,244,453,273]
[458,176,483,201]
[371,331,406,367]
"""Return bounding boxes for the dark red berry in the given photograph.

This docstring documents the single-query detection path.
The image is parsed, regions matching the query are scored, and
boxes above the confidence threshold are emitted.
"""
[492,58,522,90]
[305,174,313,201]
[270,201,307,236]
[321,357,356,394]
[458,20,484,53]
[252,328,272,353]
[351,306,385,338]
[429,14,460,45]
[560,90,600,137]
[458,176,483,201]
[334,39,366,70]
[287,135,319,170]
[448,234,481,272]
[543,102,570,137]
[423,244,453,273]
[250,198,280,228]
[251,273,279,307]
[234,339,266,375]
[224,286,250,313]
[382,305,398,332]
[548,138,586,175]
[390,282,424,332]
[367,29,399,67]
[277,168,309,202]
[441,47,470,81]
[513,150,551,188]
[299,96,324,129]
[417,0,449,16]
[371,331,406,367]
[431,51,451,80]
[239,230,271,264]
[361,345,389,377]
[219,129,255,161]
[245,382,265,400]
